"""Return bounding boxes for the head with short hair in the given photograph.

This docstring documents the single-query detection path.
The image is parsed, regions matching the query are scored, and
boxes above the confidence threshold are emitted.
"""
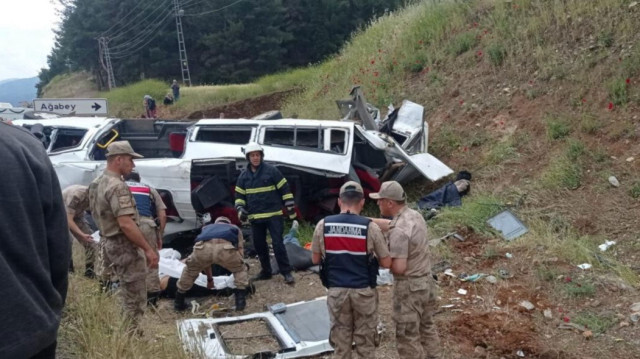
[338,181,365,212]
[369,181,406,217]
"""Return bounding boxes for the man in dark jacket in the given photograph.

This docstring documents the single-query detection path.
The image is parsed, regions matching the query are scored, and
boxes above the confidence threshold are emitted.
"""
[0,122,71,358]
[235,142,296,284]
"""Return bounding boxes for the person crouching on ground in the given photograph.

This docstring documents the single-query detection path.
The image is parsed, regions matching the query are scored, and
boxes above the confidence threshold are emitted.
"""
[174,216,249,312]
[311,181,391,358]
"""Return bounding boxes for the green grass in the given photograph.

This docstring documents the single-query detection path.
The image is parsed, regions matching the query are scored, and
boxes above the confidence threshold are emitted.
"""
[487,42,506,66]
[546,116,572,140]
[430,194,504,236]
[629,182,640,199]
[608,78,629,106]
[448,32,478,56]
[485,138,518,165]
[573,311,617,333]
[535,264,560,282]
[564,280,596,297]
[541,155,582,189]
[580,113,602,134]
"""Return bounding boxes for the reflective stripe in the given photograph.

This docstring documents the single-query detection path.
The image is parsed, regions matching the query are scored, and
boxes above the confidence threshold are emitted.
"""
[282,193,293,201]
[248,210,283,220]
[235,199,246,206]
[235,186,246,195]
[246,185,276,194]
[276,178,287,189]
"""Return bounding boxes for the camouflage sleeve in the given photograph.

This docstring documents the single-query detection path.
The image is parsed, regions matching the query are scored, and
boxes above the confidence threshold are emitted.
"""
[107,182,137,217]
[310,219,325,255]
[368,222,390,259]
[150,187,167,212]
[388,226,409,259]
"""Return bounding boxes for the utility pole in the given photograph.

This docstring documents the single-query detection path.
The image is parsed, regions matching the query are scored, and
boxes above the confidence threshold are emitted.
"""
[173,0,192,86]
[98,37,117,90]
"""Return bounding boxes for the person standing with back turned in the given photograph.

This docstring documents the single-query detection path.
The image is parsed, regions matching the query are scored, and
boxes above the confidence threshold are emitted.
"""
[311,181,391,358]
[0,121,71,358]
[370,181,441,359]
[234,142,296,284]
[88,141,159,333]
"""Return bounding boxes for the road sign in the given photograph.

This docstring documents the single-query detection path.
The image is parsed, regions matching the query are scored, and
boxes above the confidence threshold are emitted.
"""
[33,98,108,116]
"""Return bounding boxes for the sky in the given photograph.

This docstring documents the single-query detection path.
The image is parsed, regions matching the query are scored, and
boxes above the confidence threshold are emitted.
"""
[0,0,60,81]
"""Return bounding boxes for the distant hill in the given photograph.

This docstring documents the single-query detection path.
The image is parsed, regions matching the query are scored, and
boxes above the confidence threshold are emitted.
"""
[0,77,38,106]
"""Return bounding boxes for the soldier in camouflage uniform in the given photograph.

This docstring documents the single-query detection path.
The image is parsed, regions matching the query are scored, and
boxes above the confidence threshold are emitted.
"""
[62,185,98,277]
[88,141,159,330]
[311,181,391,359]
[124,171,167,307]
[174,216,250,312]
[371,181,441,359]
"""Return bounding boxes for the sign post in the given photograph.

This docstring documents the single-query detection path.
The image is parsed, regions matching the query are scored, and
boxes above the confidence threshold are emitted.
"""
[33,98,108,116]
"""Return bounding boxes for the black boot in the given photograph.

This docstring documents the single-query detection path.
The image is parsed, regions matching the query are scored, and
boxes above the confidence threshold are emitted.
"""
[147,291,161,307]
[174,291,188,311]
[84,263,95,279]
[251,270,272,281]
[235,288,247,311]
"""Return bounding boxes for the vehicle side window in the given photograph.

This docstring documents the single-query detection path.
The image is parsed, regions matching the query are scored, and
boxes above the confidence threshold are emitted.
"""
[263,126,345,154]
[263,128,294,146]
[50,129,87,152]
[196,126,253,144]
[328,129,346,154]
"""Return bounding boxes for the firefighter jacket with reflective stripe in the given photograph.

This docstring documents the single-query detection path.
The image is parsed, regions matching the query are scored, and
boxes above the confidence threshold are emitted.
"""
[195,223,239,247]
[323,213,378,289]
[126,181,155,218]
[234,162,293,222]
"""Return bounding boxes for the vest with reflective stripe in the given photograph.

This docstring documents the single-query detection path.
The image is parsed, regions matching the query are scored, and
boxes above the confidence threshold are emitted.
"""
[126,181,154,218]
[195,223,239,247]
[324,213,372,289]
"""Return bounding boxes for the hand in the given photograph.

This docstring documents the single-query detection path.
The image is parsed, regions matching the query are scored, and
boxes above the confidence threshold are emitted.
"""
[285,201,296,219]
[237,207,249,222]
[145,249,159,269]
[207,278,214,289]
[80,233,94,244]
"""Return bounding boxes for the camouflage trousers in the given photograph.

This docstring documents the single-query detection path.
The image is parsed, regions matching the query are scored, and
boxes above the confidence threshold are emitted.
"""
[177,240,248,293]
[393,276,441,359]
[139,218,160,293]
[103,235,147,327]
[70,219,97,268]
[95,238,114,281]
[327,287,379,359]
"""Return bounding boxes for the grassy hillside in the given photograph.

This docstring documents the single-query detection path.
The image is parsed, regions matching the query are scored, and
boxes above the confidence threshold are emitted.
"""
[57,1,640,358]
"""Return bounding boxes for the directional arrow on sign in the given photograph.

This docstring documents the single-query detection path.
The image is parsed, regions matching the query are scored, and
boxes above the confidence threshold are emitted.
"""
[91,102,102,111]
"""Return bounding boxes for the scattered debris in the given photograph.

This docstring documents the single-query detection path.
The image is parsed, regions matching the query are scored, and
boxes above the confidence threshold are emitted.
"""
[485,275,498,284]
[460,273,486,282]
[558,322,587,332]
[487,210,528,241]
[457,289,468,295]
[598,240,616,252]
[505,252,513,259]
[582,330,593,340]
[630,1,638,8]
[498,268,512,279]
[619,321,630,328]
[519,301,535,311]
[377,269,394,286]
[630,303,640,312]
[630,313,640,324]
[444,269,457,278]
[543,309,553,320]
[441,304,456,309]
[516,349,525,357]
[608,176,620,187]
[577,263,592,270]
[626,156,635,162]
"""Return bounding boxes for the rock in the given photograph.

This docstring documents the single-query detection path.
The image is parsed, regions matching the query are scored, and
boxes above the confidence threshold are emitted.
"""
[626,157,635,162]
[608,176,620,187]
[486,275,498,284]
[630,303,640,312]
[619,321,630,328]
[630,1,638,8]
[474,346,487,357]
[520,300,535,311]
[544,309,553,319]
[590,300,601,308]
[583,330,593,339]
[464,256,474,262]
[630,313,640,324]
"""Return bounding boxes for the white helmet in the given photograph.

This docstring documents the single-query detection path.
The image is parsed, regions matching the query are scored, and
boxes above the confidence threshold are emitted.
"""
[243,142,263,159]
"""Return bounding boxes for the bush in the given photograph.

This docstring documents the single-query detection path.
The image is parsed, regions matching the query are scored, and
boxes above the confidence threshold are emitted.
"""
[608,78,629,106]
[448,32,478,56]
[629,182,640,199]
[487,43,506,66]
[546,117,571,140]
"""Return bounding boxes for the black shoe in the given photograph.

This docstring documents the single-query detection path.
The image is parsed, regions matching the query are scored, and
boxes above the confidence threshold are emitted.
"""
[84,265,95,279]
[234,289,247,311]
[174,291,188,312]
[147,291,161,307]
[283,272,295,285]
[251,271,272,281]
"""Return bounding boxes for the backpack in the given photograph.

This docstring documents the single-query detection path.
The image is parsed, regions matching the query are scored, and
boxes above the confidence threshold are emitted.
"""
[148,98,156,110]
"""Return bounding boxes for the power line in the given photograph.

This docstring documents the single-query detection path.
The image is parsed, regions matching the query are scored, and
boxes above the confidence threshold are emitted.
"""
[107,3,172,44]
[108,9,173,53]
[182,0,247,16]
[100,0,167,38]
[109,12,174,57]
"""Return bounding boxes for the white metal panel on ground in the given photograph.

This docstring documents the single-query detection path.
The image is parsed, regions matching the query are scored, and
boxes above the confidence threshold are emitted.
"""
[177,297,333,359]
